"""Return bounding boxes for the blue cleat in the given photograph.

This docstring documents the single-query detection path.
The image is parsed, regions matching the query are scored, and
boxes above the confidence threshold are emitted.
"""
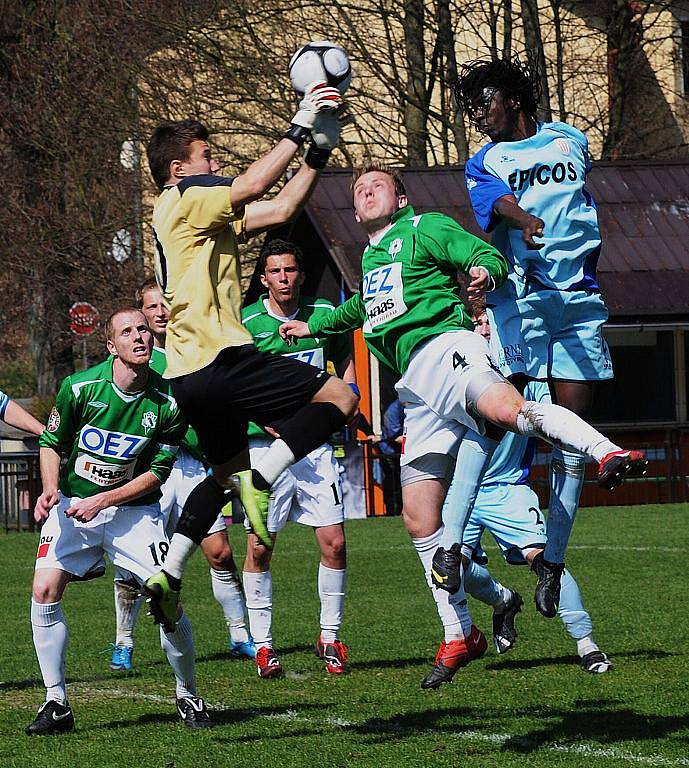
[110,644,133,671]
[229,637,257,660]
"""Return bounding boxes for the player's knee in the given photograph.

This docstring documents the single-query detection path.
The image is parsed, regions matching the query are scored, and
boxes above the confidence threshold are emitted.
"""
[321,537,346,566]
[206,548,233,571]
[32,573,64,604]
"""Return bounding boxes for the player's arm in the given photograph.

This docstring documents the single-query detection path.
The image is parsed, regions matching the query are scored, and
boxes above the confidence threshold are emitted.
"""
[34,446,61,522]
[493,195,544,250]
[280,293,365,342]
[243,162,319,236]
[0,392,44,436]
[35,377,79,520]
[231,84,343,211]
[64,471,163,524]
[465,154,544,250]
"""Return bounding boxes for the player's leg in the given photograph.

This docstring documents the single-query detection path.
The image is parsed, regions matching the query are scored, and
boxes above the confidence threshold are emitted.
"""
[111,569,144,671]
[400,466,486,690]
[313,523,347,673]
[27,499,105,735]
[109,505,211,728]
[200,526,255,659]
[243,439,294,678]
[558,568,612,673]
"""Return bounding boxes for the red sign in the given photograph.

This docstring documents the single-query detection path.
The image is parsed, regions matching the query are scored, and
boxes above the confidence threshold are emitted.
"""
[69,302,100,336]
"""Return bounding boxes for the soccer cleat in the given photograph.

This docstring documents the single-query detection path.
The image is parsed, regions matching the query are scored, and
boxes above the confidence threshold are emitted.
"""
[229,637,257,660]
[531,552,564,618]
[232,470,272,548]
[176,696,212,729]
[25,700,75,736]
[420,625,487,690]
[581,650,613,674]
[430,543,463,594]
[597,449,648,490]
[141,571,179,634]
[255,646,283,679]
[314,635,348,674]
[492,590,523,654]
[109,644,134,671]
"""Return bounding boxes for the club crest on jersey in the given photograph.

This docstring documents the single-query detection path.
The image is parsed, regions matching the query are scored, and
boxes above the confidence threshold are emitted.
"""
[78,424,149,459]
[388,238,403,259]
[141,411,157,434]
[47,407,60,433]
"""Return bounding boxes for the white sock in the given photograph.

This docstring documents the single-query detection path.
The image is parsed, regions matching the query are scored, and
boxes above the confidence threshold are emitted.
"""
[243,571,273,648]
[318,564,346,643]
[31,600,68,704]
[160,611,196,699]
[516,401,619,462]
[252,439,295,486]
[114,580,144,648]
[210,568,249,644]
[162,533,197,581]
[411,527,472,642]
[576,634,600,658]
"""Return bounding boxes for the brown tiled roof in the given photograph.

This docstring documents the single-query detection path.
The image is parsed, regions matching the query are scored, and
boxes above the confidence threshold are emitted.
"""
[305,163,689,320]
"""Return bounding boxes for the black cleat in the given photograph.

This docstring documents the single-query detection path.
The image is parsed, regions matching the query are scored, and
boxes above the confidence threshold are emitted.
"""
[581,650,613,674]
[597,450,647,490]
[26,700,75,736]
[492,590,523,654]
[176,696,212,729]
[531,552,564,618]
[430,543,463,594]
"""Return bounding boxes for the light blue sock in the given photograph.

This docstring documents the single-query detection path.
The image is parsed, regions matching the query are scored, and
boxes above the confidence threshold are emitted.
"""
[557,569,593,641]
[463,560,505,606]
[544,448,586,563]
[441,431,498,548]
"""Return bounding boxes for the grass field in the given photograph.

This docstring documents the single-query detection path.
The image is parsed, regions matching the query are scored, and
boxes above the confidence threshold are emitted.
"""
[1,504,688,768]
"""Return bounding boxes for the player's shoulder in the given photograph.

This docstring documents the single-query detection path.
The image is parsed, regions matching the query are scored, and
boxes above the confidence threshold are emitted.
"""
[541,121,587,147]
[414,210,466,236]
[300,296,337,316]
[241,297,267,325]
[147,369,179,412]
[65,358,111,399]
[465,142,497,176]
[177,173,234,196]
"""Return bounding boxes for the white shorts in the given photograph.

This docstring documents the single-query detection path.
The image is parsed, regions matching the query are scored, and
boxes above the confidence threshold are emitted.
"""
[160,449,225,539]
[35,497,169,583]
[397,331,505,468]
[248,439,344,532]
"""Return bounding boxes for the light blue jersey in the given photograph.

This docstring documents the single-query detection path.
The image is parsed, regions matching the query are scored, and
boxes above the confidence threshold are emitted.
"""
[0,388,9,419]
[465,122,600,291]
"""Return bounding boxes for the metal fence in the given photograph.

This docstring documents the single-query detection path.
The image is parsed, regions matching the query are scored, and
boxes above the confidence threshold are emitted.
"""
[0,453,40,532]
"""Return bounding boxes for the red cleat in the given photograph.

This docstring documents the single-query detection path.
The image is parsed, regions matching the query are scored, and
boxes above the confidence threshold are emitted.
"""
[597,450,648,490]
[315,635,348,674]
[255,646,283,679]
[421,625,487,689]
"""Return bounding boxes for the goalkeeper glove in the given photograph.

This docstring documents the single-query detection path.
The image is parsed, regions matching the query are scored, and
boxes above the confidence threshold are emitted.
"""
[284,82,343,145]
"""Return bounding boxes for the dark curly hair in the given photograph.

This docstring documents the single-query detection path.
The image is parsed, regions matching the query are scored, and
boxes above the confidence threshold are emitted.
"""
[455,57,541,125]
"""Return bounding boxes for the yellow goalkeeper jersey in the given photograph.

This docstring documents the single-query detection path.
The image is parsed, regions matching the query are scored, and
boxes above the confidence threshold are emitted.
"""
[151,174,253,378]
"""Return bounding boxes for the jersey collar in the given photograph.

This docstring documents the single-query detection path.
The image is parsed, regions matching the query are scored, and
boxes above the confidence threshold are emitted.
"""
[367,205,415,249]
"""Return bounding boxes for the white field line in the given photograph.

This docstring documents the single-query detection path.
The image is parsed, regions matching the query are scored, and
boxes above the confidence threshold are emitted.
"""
[345,544,688,554]
[70,688,689,766]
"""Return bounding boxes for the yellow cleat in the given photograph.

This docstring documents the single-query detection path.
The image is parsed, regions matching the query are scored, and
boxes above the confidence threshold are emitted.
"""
[232,469,272,548]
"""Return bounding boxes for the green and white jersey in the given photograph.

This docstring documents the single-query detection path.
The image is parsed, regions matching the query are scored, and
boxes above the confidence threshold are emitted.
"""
[39,356,186,504]
[149,346,204,461]
[308,205,508,375]
[242,295,351,438]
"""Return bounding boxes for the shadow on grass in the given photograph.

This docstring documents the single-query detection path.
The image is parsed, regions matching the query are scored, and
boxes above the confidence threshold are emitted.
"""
[485,647,674,672]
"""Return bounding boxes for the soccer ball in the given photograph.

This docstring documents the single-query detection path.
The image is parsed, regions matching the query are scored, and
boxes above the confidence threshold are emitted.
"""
[289,41,352,96]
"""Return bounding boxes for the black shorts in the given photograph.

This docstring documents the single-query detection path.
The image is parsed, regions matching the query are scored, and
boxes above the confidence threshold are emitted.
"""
[170,344,330,465]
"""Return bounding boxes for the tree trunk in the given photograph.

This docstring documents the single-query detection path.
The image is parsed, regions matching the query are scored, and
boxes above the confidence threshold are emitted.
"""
[403,0,428,165]
[437,0,468,162]
[521,0,552,121]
